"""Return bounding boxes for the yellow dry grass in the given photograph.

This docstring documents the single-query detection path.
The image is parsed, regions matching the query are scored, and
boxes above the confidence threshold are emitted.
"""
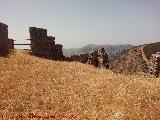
[0,50,160,120]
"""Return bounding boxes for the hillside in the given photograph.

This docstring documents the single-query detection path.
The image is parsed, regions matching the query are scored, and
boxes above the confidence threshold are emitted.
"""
[109,45,148,74]
[109,42,160,75]
[0,51,160,120]
[143,42,160,60]
[63,44,134,57]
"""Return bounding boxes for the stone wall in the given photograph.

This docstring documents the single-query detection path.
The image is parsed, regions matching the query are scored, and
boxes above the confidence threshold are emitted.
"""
[0,22,9,55]
[29,27,64,60]
[70,53,89,63]
[8,39,14,49]
[69,48,109,69]
[87,48,109,69]
[149,52,160,78]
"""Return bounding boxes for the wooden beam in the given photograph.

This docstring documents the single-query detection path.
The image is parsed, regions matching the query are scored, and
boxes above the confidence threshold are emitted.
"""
[14,44,30,45]
[25,39,33,40]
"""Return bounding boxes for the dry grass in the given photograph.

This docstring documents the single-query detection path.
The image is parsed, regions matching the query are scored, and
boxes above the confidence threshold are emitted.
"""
[0,50,160,120]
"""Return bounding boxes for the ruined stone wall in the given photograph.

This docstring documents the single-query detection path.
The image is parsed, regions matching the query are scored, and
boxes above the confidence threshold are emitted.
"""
[69,48,109,69]
[8,39,14,49]
[149,52,160,78]
[87,48,109,69]
[29,27,64,59]
[70,53,89,63]
[0,22,9,55]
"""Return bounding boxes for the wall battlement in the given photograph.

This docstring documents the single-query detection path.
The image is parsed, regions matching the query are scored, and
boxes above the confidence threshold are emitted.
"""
[29,27,64,60]
[0,22,9,55]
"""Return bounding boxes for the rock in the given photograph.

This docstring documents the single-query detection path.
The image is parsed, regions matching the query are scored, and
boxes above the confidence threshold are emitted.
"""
[69,48,109,69]
[149,52,160,78]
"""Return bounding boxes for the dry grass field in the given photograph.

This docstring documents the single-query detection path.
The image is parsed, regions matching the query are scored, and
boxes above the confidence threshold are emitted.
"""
[0,50,160,120]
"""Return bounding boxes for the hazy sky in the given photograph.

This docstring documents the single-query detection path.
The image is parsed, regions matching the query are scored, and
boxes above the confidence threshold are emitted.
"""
[0,0,160,48]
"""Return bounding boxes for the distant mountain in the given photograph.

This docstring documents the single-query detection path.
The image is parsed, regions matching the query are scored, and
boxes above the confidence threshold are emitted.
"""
[63,44,134,57]
[109,42,160,75]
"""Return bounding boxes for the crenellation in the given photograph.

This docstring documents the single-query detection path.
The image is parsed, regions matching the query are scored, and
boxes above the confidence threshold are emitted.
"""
[29,27,64,60]
[0,22,8,31]
[0,22,10,55]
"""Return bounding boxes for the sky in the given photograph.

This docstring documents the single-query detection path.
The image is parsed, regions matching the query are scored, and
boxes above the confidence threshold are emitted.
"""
[0,0,160,49]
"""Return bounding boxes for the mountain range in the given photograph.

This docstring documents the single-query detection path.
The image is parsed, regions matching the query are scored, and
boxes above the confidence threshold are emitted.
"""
[63,44,134,57]
[109,42,160,75]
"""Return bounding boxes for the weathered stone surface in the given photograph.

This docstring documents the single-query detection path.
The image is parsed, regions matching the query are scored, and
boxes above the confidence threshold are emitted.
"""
[8,39,14,49]
[0,22,9,55]
[88,48,109,69]
[69,48,109,69]
[29,27,64,60]
[149,52,160,78]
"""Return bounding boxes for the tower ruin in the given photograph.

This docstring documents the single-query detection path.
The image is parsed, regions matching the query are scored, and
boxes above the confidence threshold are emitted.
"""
[29,27,64,60]
[0,22,9,55]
